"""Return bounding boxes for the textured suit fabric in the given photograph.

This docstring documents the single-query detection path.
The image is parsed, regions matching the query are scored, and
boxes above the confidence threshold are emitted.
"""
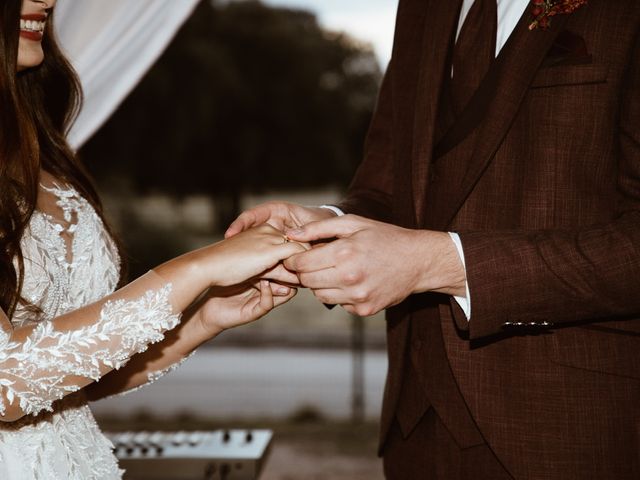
[383,413,511,480]
[339,1,640,478]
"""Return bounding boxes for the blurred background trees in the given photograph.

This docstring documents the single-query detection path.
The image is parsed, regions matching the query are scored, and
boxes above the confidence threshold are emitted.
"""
[82,0,381,240]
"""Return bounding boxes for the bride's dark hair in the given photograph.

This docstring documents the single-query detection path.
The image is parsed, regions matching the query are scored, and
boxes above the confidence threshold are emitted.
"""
[0,1,116,317]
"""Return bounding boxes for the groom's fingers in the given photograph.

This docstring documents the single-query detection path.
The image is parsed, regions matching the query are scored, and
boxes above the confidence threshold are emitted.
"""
[227,203,303,238]
[225,210,259,238]
[285,215,364,243]
[226,205,278,238]
[297,268,342,290]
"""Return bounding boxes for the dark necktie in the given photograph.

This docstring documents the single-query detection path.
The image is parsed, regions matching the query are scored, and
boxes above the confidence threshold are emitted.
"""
[450,0,498,114]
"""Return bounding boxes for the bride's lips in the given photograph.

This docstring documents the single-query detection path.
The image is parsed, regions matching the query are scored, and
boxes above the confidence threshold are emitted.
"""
[20,13,47,42]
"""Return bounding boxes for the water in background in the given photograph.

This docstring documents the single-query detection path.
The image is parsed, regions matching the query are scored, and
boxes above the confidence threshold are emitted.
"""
[92,347,387,420]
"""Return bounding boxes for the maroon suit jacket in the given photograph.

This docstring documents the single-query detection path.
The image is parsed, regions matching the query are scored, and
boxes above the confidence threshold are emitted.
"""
[340,1,640,478]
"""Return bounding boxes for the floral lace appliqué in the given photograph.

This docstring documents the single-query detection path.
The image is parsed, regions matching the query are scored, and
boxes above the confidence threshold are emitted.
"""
[14,183,121,326]
[0,284,180,417]
[0,184,180,480]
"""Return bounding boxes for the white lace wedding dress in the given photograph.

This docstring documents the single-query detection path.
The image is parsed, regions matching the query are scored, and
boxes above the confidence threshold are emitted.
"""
[0,182,182,479]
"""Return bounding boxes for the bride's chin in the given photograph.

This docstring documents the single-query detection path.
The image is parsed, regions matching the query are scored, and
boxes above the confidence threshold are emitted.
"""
[17,47,44,71]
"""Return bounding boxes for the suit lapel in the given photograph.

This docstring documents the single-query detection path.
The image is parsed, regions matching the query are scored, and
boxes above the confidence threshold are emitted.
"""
[411,0,463,224]
[423,11,571,229]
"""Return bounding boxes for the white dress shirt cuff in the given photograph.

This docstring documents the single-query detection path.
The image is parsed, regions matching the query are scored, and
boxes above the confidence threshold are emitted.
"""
[448,232,471,320]
[319,205,345,217]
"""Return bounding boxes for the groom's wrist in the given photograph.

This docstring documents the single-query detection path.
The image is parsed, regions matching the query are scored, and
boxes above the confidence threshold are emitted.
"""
[412,231,468,297]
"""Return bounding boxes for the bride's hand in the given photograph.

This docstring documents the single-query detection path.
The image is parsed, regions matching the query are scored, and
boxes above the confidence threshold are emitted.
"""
[194,224,307,288]
[195,280,296,336]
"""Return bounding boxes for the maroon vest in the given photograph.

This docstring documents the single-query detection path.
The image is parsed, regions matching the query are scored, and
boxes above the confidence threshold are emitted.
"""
[391,32,504,447]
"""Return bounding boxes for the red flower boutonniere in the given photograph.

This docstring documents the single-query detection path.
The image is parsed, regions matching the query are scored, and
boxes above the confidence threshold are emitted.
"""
[529,0,588,30]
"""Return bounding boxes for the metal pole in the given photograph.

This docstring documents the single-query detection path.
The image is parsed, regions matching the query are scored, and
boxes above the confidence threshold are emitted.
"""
[351,314,365,423]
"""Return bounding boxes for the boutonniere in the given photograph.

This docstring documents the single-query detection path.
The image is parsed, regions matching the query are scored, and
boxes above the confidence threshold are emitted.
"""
[529,0,588,30]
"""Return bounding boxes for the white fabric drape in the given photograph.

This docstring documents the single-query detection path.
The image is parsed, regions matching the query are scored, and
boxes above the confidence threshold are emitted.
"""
[54,0,199,149]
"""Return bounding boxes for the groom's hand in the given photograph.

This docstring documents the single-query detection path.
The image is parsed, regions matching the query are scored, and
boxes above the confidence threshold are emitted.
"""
[225,202,336,238]
[283,215,467,317]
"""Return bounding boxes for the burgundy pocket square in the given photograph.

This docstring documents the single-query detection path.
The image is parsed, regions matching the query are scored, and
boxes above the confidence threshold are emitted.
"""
[542,30,592,67]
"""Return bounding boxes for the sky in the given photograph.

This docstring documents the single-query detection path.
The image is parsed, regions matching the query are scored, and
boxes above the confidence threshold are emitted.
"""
[261,0,397,66]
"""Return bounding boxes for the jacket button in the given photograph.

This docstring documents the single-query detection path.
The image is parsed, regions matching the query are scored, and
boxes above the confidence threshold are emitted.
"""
[412,339,423,351]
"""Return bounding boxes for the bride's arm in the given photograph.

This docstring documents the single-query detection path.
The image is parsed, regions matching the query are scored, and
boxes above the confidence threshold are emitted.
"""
[84,281,295,401]
[0,225,304,422]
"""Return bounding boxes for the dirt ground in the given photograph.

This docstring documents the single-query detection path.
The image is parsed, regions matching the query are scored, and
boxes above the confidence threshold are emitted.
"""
[260,422,384,480]
[263,444,384,480]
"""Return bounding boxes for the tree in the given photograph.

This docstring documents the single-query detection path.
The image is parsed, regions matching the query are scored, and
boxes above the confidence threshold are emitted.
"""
[81,0,382,228]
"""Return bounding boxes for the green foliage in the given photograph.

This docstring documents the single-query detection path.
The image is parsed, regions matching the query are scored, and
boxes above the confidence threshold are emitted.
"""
[81,0,382,198]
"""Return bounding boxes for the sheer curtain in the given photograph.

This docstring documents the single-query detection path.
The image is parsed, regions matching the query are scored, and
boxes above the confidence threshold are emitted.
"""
[54,0,199,149]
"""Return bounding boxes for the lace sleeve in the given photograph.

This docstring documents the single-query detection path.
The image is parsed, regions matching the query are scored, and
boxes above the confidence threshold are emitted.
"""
[0,283,181,418]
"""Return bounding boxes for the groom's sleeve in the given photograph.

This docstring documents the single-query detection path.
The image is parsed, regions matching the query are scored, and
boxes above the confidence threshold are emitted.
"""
[455,27,640,341]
